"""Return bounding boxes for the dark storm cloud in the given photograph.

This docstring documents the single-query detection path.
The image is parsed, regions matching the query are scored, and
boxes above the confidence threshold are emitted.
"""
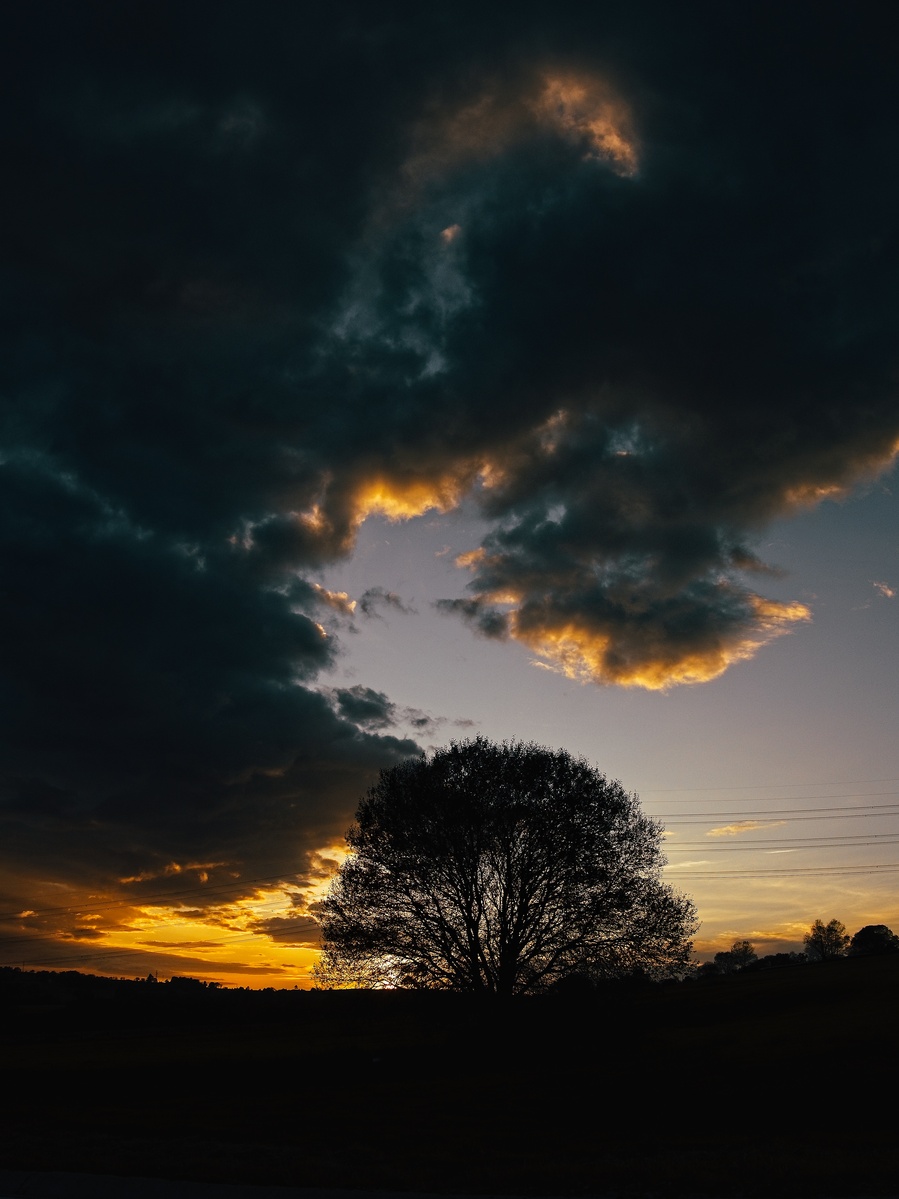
[2,2,899,967]
[0,1,439,951]
[331,685,398,730]
[328,3,899,687]
[328,686,441,734]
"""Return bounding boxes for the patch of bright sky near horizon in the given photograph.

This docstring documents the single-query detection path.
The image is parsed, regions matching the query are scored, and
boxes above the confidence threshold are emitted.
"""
[317,470,899,956]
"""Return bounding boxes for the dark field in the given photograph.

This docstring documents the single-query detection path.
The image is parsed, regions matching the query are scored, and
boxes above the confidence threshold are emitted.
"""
[2,955,897,1197]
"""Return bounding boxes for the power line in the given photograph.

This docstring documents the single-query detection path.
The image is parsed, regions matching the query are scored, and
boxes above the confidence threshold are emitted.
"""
[666,862,899,878]
[660,810,899,825]
[648,799,899,816]
[4,810,898,927]
[668,834,899,850]
[646,791,899,806]
[642,778,899,793]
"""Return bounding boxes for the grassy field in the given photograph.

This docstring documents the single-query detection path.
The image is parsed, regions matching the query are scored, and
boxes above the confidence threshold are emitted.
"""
[2,955,897,1196]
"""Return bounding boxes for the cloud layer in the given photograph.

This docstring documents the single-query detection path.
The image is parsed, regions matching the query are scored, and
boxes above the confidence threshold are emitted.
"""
[2,2,898,967]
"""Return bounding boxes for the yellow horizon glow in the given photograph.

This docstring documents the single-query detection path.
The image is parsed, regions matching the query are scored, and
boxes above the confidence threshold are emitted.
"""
[11,846,899,981]
[8,861,350,988]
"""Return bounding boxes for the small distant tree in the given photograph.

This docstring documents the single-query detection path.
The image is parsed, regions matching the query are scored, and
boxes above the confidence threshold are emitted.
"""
[804,919,849,961]
[712,939,757,974]
[315,738,698,994]
[848,924,899,956]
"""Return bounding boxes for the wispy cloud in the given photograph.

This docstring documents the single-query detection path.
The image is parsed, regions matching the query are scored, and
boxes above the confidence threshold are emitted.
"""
[358,587,418,618]
[706,820,788,838]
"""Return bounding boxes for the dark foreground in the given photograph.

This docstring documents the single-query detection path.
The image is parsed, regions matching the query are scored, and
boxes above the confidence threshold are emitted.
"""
[2,956,897,1197]
[0,1172,476,1199]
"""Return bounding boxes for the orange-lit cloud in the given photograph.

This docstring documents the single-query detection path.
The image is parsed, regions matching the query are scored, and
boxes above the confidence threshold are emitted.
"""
[506,595,810,691]
[782,439,899,512]
[120,860,228,885]
[533,75,639,175]
[455,547,488,569]
[297,503,329,532]
[309,582,357,614]
[398,69,638,199]
[706,820,788,838]
[445,525,815,689]
[783,481,847,508]
[353,473,471,523]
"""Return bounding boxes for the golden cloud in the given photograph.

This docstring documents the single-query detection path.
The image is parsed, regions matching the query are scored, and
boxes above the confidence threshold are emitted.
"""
[508,593,810,690]
[119,860,228,885]
[353,473,471,523]
[309,583,357,614]
[783,438,899,511]
[400,69,638,198]
[533,75,639,176]
[706,820,788,838]
[783,480,849,508]
[296,503,329,532]
[455,547,488,569]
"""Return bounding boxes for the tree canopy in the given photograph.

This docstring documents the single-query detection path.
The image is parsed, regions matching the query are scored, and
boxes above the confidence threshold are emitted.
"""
[314,737,697,994]
[804,918,850,961]
[848,924,899,956]
[713,939,758,974]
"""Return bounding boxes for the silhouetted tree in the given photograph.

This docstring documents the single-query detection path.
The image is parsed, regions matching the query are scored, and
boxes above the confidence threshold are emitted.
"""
[713,939,757,973]
[848,924,899,956]
[695,961,720,979]
[804,918,849,961]
[315,738,697,994]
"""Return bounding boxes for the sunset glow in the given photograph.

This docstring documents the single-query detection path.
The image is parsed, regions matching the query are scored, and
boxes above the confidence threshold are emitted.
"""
[4,6,899,988]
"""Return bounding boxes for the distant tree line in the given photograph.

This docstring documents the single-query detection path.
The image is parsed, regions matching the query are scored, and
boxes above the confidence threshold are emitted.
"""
[698,920,899,977]
[2,917,897,1015]
[0,965,310,1019]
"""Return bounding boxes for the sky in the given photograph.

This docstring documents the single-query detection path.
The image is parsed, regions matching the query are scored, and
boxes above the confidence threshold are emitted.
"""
[2,1,898,986]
